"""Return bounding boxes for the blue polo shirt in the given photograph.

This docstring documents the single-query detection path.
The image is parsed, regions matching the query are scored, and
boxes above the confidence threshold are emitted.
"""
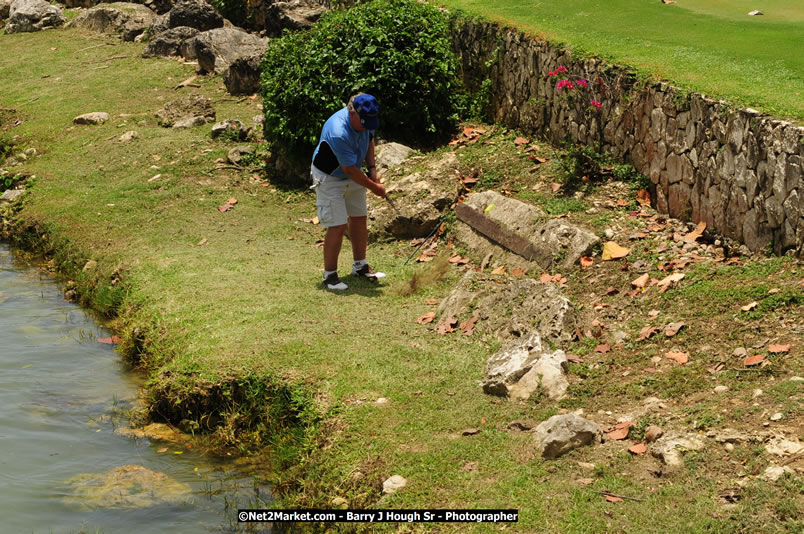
[312,107,373,179]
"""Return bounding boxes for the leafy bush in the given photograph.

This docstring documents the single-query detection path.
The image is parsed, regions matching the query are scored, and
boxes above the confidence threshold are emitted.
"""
[261,0,463,165]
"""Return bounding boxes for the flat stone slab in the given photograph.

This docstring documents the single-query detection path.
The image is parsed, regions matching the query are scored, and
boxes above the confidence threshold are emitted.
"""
[454,190,598,271]
[73,112,110,125]
[533,414,602,459]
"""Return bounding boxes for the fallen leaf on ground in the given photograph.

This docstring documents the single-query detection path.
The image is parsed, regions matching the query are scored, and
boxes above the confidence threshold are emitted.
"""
[769,344,791,353]
[665,351,689,364]
[459,316,479,336]
[606,421,632,440]
[605,495,624,503]
[657,272,685,288]
[514,136,530,146]
[98,336,123,345]
[628,443,648,455]
[637,326,660,342]
[744,354,766,366]
[647,309,660,318]
[425,298,439,305]
[437,316,458,334]
[511,268,526,277]
[416,312,435,324]
[157,447,168,453]
[636,189,651,207]
[602,241,630,260]
[218,197,238,212]
[580,256,594,270]
[664,322,686,337]
[631,273,650,289]
[595,343,611,354]
[683,221,706,242]
[540,273,553,283]
[616,198,629,207]
[741,301,758,311]
[491,266,506,275]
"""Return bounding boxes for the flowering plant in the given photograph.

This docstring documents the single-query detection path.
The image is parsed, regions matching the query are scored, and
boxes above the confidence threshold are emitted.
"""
[547,66,604,111]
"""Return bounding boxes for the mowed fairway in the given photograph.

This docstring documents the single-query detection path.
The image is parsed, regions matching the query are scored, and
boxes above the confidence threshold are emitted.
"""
[439,0,804,122]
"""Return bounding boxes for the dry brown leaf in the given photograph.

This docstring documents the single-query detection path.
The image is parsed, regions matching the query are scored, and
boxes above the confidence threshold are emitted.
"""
[605,495,625,503]
[631,273,650,289]
[769,344,791,354]
[595,343,611,354]
[514,136,530,146]
[657,272,685,287]
[665,352,689,364]
[425,298,440,305]
[664,322,686,337]
[491,266,506,275]
[616,198,629,207]
[636,326,659,342]
[744,354,766,366]
[437,317,458,335]
[602,241,630,261]
[580,256,594,270]
[683,221,706,242]
[636,189,651,207]
[606,422,632,441]
[551,182,562,193]
[416,312,435,324]
[628,443,648,455]
[460,316,479,336]
[511,268,526,277]
[97,336,123,345]
[540,273,553,283]
[741,301,758,311]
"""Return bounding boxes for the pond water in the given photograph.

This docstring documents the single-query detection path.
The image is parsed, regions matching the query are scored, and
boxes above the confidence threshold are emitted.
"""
[0,243,271,533]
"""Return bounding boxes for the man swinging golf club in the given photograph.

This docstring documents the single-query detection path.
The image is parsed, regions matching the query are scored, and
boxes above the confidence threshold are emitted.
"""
[311,93,387,290]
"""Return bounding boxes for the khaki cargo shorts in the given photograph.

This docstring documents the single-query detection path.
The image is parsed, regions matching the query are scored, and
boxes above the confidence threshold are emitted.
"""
[311,165,367,228]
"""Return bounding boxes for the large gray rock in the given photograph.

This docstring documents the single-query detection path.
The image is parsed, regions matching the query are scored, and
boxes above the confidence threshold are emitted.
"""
[263,0,325,37]
[73,112,110,125]
[143,26,199,58]
[1,0,12,20]
[533,414,602,459]
[190,27,269,74]
[437,271,578,345]
[67,3,156,42]
[155,94,215,127]
[375,142,414,175]
[5,0,65,33]
[455,190,599,271]
[223,52,264,95]
[368,151,460,240]
[150,0,223,34]
[483,331,568,400]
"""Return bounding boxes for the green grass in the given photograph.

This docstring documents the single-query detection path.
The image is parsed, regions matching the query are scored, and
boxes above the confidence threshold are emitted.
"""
[439,0,804,122]
[2,24,803,533]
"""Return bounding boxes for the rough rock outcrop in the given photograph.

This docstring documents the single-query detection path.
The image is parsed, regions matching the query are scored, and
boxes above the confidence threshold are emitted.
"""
[1,0,12,20]
[375,142,414,175]
[73,112,110,125]
[155,94,215,127]
[142,26,199,57]
[368,151,461,240]
[455,190,599,271]
[223,52,264,95]
[67,3,156,42]
[437,271,578,345]
[650,432,706,468]
[150,0,223,34]
[189,27,269,74]
[261,0,325,37]
[483,331,568,400]
[532,414,602,459]
[5,0,65,33]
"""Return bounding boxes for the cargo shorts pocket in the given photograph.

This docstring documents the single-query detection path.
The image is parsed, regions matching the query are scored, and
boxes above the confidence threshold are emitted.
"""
[316,200,333,227]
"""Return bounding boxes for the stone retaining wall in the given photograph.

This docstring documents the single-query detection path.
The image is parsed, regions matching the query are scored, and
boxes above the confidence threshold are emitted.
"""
[449,17,804,256]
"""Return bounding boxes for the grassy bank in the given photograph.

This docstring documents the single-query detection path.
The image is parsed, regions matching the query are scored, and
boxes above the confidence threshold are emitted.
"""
[439,0,804,123]
[2,20,803,534]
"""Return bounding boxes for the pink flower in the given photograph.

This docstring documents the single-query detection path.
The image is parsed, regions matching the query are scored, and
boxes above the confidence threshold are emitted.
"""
[557,80,575,91]
[577,79,588,88]
[548,69,558,77]
[557,66,568,73]
[590,99,602,109]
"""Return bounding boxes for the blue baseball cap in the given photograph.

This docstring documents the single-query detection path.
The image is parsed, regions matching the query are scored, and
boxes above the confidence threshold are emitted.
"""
[352,93,379,130]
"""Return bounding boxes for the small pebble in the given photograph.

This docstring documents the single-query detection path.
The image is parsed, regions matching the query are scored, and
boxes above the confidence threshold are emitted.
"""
[714,385,728,394]
[752,389,763,398]
[725,443,734,452]
[770,413,783,421]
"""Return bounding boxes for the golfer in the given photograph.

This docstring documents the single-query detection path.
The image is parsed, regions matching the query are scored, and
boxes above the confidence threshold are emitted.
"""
[311,93,387,291]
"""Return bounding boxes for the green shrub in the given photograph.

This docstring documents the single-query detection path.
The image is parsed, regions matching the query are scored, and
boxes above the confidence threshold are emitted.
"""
[260,0,463,168]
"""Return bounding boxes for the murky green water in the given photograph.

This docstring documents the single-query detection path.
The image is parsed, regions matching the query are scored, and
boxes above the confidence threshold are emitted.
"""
[0,244,271,533]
